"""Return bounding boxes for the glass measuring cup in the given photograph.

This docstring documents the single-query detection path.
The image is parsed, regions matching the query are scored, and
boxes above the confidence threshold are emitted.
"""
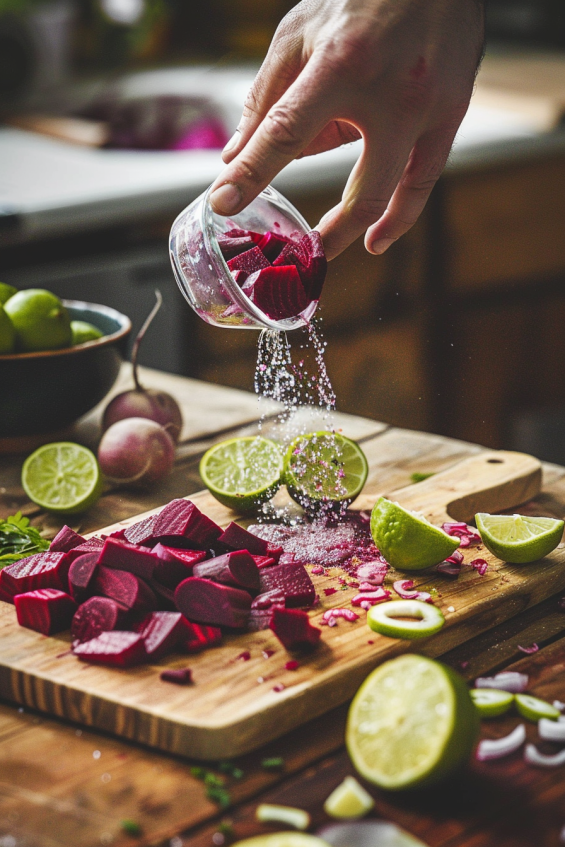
[169,184,319,330]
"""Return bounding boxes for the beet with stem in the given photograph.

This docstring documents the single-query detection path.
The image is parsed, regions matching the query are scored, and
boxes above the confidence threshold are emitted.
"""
[14,589,77,636]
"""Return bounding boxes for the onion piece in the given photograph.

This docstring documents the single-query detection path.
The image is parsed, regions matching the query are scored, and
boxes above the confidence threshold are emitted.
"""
[553,700,565,712]
[517,643,539,654]
[524,743,565,768]
[317,820,429,847]
[476,723,526,761]
[256,803,310,830]
[475,672,529,693]
[392,579,432,603]
[538,718,565,742]
[351,587,391,607]
[322,608,360,624]
[471,558,489,576]
[442,522,481,546]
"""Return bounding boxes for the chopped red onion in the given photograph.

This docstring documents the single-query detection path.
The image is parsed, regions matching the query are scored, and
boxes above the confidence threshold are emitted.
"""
[358,582,375,591]
[517,643,539,654]
[285,660,299,671]
[322,608,360,625]
[355,562,388,586]
[262,650,275,659]
[352,587,391,607]
[436,560,462,577]
[311,566,325,575]
[272,683,285,693]
[524,744,565,768]
[476,724,526,761]
[471,558,489,576]
[553,700,565,712]
[324,588,338,596]
[442,522,481,546]
[447,549,464,564]
[237,651,251,661]
[392,579,432,603]
[475,672,529,693]
[538,718,565,742]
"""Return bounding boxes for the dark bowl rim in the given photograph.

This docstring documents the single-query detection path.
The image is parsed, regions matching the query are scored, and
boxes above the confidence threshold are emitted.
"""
[0,299,132,361]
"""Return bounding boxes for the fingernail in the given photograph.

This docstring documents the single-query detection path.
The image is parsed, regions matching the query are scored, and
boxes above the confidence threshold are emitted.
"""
[370,237,395,255]
[222,130,240,155]
[209,182,243,215]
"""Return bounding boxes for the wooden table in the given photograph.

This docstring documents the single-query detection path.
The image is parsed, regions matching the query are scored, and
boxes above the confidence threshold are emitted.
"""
[2,367,565,847]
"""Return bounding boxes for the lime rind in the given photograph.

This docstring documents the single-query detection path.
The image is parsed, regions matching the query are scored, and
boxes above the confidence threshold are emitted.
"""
[371,497,459,571]
[470,688,514,718]
[284,431,368,509]
[200,436,283,513]
[22,442,102,514]
[367,599,445,640]
[475,512,564,564]
[515,693,561,722]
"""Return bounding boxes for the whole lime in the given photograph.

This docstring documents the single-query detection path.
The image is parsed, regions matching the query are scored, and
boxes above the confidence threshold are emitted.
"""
[5,289,72,352]
[0,282,17,305]
[0,304,15,354]
[71,320,103,345]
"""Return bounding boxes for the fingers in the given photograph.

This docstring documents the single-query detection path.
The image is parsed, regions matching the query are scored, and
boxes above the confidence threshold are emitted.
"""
[298,120,362,159]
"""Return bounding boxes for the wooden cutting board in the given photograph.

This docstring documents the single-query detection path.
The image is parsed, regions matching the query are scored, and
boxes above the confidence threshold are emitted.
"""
[1,448,562,762]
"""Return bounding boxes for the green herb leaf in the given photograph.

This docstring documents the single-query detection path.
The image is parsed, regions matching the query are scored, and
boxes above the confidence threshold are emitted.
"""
[410,472,435,484]
[206,786,231,809]
[0,512,49,567]
[261,756,284,770]
[120,819,142,836]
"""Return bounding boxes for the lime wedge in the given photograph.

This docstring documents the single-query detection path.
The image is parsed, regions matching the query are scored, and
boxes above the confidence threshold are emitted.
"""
[346,655,479,790]
[371,497,459,571]
[367,599,445,639]
[515,693,560,722]
[22,442,103,514]
[323,775,374,819]
[475,513,563,563]
[470,688,514,718]
[231,836,328,847]
[199,436,283,513]
[284,432,368,511]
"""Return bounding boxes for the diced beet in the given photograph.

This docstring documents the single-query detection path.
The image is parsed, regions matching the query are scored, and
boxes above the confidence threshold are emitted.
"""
[178,619,222,653]
[251,589,286,609]
[70,596,128,643]
[68,552,100,602]
[259,561,315,607]
[94,565,157,611]
[160,667,192,684]
[134,611,184,659]
[14,589,77,636]
[174,577,251,629]
[231,269,248,285]
[256,231,288,262]
[273,230,327,300]
[151,499,222,549]
[1,552,71,596]
[218,522,270,555]
[217,233,255,260]
[269,607,321,651]
[49,526,86,553]
[146,578,177,610]
[151,544,207,589]
[252,555,276,569]
[248,608,273,631]
[98,538,158,580]
[65,537,104,565]
[123,513,156,546]
[247,265,310,321]
[73,631,146,667]
[227,246,270,275]
[0,577,15,604]
[108,528,127,541]
[193,550,259,590]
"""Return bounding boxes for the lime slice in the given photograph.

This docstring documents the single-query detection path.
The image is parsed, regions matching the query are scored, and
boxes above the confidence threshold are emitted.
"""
[475,513,563,564]
[22,442,103,514]
[515,693,560,722]
[367,599,445,640]
[199,436,283,513]
[0,304,15,354]
[5,289,72,352]
[323,775,374,819]
[284,432,368,511]
[231,836,328,847]
[371,498,459,571]
[71,320,103,345]
[470,688,514,718]
[346,655,479,790]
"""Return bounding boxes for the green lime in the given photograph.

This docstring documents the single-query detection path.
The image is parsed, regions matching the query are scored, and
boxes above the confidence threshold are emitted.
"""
[5,289,72,352]
[323,775,374,819]
[367,599,445,639]
[371,497,459,571]
[0,304,15,353]
[284,432,368,511]
[71,320,103,345]
[346,655,479,790]
[230,837,328,847]
[475,513,564,563]
[199,436,283,513]
[515,693,560,722]
[0,282,17,304]
[22,442,103,514]
[470,688,514,718]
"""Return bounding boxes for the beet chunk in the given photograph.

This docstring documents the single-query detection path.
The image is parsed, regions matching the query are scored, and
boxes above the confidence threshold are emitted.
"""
[248,608,275,631]
[49,526,85,553]
[269,607,321,651]
[94,565,157,611]
[71,596,128,643]
[65,538,104,566]
[273,230,327,300]
[68,552,100,602]
[134,611,185,659]
[179,620,222,653]
[14,589,77,635]
[256,231,288,262]
[126,500,222,549]
[218,522,270,555]
[193,550,259,590]
[259,561,315,608]
[1,552,71,596]
[247,265,310,321]
[160,667,192,685]
[217,233,255,259]
[98,537,158,580]
[122,514,156,546]
[73,631,146,667]
[151,544,207,588]
[227,246,270,275]
[174,577,251,629]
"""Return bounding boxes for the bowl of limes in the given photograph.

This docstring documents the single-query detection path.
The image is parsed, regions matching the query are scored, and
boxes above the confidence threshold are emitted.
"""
[0,284,131,443]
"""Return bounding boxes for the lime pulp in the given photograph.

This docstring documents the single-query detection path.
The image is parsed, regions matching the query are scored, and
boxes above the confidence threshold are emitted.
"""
[470,688,514,718]
[199,436,283,513]
[367,599,445,640]
[22,442,103,514]
[475,513,564,563]
[371,497,459,571]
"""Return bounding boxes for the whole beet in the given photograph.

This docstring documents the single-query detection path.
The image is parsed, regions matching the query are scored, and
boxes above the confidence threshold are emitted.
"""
[98,417,175,486]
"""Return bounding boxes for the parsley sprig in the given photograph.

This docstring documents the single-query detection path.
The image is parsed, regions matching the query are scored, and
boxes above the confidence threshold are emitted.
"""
[0,512,49,567]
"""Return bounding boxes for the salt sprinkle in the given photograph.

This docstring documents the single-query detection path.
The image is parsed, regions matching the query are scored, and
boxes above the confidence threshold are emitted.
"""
[447,606,455,613]
[257,677,265,684]
[93,750,101,760]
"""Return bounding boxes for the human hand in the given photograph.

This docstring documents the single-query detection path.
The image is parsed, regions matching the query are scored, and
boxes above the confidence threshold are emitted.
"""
[209,0,484,260]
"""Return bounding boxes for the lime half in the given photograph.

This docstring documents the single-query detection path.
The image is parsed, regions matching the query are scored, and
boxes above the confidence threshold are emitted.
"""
[346,655,479,790]
[22,442,102,514]
[371,497,459,571]
[367,599,445,640]
[199,436,283,513]
[470,688,514,718]
[475,513,563,563]
[284,432,368,511]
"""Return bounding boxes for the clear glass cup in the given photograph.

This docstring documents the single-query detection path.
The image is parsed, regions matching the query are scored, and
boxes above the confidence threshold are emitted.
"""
[169,184,318,330]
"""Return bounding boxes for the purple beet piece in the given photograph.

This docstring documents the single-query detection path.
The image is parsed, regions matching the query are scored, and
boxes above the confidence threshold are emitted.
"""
[49,525,86,553]
[123,513,156,546]
[231,269,248,285]
[174,577,251,629]
[146,578,176,609]
[256,231,288,262]
[0,577,15,604]
[71,596,128,643]
[73,631,147,667]
[269,607,321,651]
[217,233,255,260]
[160,667,192,684]
[251,589,285,609]
[151,499,222,549]
[1,552,71,596]
[94,565,157,611]
[248,608,274,631]
[151,544,207,589]
[14,588,77,636]
[179,619,222,653]
[252,555,276,569]
[98,537,158,580]
[193,550,260,590]
[65,537,104,565]
[273,230,327,300]
[259,561,315,608]
[227,246,270,275]
[247,265,310,321]
[218,522,270,555]
[68,552,100,602]
[134,611,185,659]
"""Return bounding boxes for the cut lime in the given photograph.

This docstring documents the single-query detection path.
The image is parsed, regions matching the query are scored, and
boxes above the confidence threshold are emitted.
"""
[323,775,374,819]
[371,498,459,571]
[231,836,328,847]
[515,693,560,722]
[22,442,103,514]
[71,320,103,345]
[199,436,283,513]
[0,304,15,354]
[0,282,17,305]
[470,688,514,718]
[346,655,479,790]
[475,513,563,564]
[284,432,368,511]
[5,288,72,352]
[367,599,445,640]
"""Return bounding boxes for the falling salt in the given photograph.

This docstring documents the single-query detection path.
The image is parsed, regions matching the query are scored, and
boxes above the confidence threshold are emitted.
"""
[93,749,101,759]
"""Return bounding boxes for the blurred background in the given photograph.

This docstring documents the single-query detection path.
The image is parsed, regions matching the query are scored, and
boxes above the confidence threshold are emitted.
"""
[2,0,565,459]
